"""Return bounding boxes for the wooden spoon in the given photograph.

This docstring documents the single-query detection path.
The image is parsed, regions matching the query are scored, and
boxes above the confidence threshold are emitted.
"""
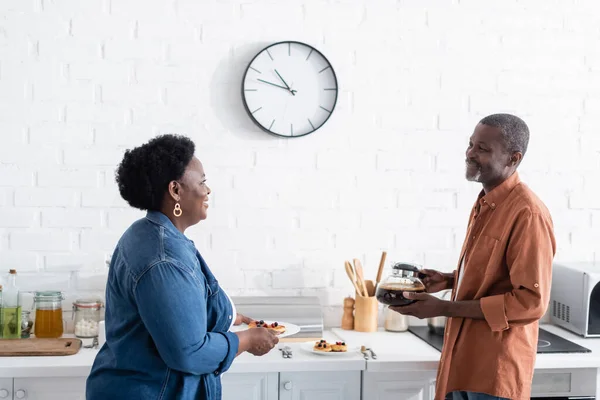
[353,258,369,297]
[344,261,364,296]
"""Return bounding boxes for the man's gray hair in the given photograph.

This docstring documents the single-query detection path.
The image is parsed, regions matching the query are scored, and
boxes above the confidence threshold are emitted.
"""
[479,113,530,156]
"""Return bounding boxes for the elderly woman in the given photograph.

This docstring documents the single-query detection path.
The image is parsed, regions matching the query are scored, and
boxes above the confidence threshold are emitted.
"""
[86,134,278,400]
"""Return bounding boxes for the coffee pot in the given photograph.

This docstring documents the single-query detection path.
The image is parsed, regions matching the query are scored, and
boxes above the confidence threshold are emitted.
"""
[375,262,426,306]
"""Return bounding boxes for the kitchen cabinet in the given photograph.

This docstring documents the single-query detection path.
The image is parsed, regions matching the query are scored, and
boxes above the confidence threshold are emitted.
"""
[0,379,12,399]
[362,371,437,400]
[279,371,360,400]
[12,377,86,400]
[222,372,278,400]
[2,371,360,400]
[222,371,360,400]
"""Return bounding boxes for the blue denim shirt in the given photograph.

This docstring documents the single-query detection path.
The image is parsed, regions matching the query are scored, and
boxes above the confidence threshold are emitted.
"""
[86,211,239,400]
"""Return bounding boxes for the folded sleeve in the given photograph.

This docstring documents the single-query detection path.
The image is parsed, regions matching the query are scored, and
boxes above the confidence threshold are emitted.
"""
[481,210,556,332]
[134,261,239,375]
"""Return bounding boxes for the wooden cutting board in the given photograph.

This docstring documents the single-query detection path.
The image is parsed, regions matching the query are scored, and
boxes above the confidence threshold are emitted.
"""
[0,338,82,356]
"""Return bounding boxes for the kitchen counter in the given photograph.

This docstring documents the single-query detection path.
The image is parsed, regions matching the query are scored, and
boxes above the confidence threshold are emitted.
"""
[0,331,365,378]
[1,324,599,378]
[332,324,600,372]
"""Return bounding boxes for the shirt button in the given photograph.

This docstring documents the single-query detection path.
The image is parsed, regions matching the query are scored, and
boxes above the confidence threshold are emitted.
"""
[214,371,219,376]
[534,283,539,288]
[228,315,232,319]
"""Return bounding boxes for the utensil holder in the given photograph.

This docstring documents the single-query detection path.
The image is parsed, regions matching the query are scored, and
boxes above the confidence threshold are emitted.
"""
[354,280,378,332]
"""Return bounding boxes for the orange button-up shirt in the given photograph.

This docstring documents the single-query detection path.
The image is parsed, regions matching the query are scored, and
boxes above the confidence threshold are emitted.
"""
[435,172,556,400]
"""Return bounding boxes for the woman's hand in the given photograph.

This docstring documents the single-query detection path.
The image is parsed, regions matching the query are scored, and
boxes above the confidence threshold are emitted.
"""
[236,328,279,356]
[234,313,254,326]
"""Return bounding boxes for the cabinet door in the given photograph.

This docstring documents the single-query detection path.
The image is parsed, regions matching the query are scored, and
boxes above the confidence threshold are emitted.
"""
[13,377,86,400]
[362,371,436,400]
[0,378,12,400]
[222,372,278,400]
[279,371,361,400]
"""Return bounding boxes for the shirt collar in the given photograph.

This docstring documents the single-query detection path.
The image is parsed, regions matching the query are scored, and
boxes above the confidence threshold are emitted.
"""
[145,210,186,238]
[477,171,521,210]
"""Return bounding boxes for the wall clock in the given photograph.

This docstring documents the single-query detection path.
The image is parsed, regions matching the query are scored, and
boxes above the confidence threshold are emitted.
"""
[242,41,338,138]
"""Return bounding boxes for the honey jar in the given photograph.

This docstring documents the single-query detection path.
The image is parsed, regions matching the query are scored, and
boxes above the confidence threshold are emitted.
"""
[33,291,64,338]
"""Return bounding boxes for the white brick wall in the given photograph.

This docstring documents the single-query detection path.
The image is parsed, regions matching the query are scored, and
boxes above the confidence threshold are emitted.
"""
[1,0,599,327]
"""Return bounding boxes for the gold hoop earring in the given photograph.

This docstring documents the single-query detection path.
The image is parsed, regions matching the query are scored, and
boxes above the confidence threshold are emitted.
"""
[173,203,182,217]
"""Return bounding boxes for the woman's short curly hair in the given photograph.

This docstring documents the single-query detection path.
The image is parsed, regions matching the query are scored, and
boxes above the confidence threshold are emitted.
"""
[115,134,195,211]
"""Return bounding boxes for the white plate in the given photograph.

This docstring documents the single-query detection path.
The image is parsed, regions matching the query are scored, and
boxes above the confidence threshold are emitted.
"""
[300,341,359,356]
[229,320,301,338]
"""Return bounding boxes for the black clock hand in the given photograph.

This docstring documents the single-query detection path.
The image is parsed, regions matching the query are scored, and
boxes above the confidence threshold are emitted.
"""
[257,78,290,91]
[274,69,296,96]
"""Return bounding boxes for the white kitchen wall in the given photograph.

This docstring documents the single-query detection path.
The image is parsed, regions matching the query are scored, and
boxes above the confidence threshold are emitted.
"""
[0,0,599,327]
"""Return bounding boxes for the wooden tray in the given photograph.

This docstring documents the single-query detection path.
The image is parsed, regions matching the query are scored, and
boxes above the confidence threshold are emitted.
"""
[0,338,82,356]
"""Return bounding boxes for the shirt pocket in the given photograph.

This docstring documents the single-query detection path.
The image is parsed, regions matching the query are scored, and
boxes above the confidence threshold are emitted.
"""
[467,235,500,276]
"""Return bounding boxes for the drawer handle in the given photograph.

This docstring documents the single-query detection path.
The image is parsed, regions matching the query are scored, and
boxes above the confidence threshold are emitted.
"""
[283,381,293,391]
[0,389,9,398]
[15,389,27,399]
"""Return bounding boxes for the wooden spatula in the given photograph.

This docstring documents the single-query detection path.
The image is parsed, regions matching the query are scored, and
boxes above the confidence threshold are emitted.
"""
[353,258,369,297]
[344,261,365,296]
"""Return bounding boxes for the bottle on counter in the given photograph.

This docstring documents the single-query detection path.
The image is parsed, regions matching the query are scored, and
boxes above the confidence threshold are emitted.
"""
[1,269,22,339]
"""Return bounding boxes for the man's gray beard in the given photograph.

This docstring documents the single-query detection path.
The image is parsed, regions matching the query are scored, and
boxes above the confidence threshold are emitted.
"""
[466,169,482,182]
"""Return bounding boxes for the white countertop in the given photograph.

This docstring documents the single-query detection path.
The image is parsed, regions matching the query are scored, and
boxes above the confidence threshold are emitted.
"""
[332,324,600,372]
[0,332,365,378]
[2,325,600,378]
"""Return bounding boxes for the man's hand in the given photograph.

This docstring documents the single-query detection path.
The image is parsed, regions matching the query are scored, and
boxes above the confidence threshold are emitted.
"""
[420,269,454,293]
[234,313,254,326]
[389,292,447,319]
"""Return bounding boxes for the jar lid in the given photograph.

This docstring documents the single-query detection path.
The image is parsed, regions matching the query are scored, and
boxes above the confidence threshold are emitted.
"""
[73,298,104,309]
[34,290,64,300]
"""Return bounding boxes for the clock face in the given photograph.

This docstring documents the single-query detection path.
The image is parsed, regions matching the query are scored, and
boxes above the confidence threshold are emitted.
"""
[242,41,338,138]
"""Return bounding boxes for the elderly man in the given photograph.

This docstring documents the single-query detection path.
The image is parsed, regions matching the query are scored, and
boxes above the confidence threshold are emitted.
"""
[392,114,556,400]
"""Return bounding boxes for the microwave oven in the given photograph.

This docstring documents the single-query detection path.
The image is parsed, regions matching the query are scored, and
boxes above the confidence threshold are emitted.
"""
[550,262,600,337]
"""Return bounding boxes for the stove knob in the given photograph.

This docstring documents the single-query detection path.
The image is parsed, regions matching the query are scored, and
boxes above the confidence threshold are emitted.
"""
[0,389,9,398]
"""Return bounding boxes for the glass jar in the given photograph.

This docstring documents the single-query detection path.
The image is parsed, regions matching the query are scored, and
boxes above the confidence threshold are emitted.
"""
[33,291,64,338]
[21,310,33,338]
[384,305,409,332]
[73,299,104,338]
[375,262,426,306]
